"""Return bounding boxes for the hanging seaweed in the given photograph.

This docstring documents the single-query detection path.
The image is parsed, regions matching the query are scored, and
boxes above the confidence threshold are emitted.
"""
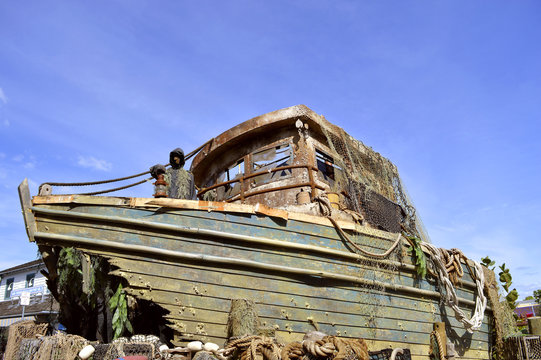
[109,283,133,339]
[46,247,117,341]
[404,234,427,278]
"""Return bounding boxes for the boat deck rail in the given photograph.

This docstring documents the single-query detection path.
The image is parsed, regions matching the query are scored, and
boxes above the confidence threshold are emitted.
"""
[197,163,324,203]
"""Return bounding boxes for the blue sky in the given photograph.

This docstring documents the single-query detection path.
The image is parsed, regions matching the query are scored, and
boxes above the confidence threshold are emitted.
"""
[1,1,539,298]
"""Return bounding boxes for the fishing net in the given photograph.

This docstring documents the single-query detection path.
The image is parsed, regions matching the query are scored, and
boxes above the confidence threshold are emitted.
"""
[4,320,48,360]
[368,348,411,360]
[81,336,158,360]
[33,332,87,360]
[15,333,159,360]
[319,120,429,242]
[351,245,404,340]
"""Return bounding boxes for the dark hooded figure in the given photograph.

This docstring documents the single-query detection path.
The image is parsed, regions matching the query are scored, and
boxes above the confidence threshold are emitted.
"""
[150,148,196,200]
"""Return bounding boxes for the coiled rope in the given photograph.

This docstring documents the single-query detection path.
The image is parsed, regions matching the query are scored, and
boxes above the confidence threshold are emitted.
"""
[282,336,368,360]
[422,243,487,333]
[219,336,282,360]
[316,193,486,333]
[39,140,212,196]
[430,330,445,360]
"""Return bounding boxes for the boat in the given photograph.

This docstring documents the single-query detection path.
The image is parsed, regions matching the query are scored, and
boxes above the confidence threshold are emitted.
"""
[18,105,492,359]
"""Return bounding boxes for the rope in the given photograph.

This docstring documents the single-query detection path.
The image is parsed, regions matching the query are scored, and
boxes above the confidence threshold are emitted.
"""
[222,336,282,360]
[39,140,212,194]
[77,177,153,195]
[281,342,303,360]
[313,192,400,259]
[389,348,404,360]
[440,248,465,285]
[422,243,487,333]
[42,169,154,187]
[314,193,333,216]
[328,216,402,259]
[299,336,368,360]
[430,330,445,360]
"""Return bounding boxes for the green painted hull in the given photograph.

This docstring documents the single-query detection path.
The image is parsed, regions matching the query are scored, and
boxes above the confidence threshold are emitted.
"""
[20,192,492,359]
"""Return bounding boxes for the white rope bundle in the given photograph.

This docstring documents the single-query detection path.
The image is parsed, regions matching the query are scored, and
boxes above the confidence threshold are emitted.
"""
[422,243,487,333]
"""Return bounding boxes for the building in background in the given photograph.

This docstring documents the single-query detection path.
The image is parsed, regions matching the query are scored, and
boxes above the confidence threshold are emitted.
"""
[515,299,541,327]
[0,259,59,328]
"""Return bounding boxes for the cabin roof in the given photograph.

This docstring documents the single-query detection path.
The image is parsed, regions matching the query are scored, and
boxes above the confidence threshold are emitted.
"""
[190,105,328,181]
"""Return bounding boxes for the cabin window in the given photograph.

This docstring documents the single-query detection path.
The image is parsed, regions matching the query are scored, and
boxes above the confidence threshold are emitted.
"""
[216,159,245,200]
[26,273,35,288]
[316,149,340,184]
[4,278,14,299]
[251,143,292,186]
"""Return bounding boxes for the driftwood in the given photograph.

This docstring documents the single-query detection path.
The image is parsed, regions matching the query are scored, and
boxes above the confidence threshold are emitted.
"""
[227,299,259,339]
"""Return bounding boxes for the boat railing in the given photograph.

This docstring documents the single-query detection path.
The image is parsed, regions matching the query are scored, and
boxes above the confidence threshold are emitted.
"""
[37,141,213,196]
[197,164,325,203]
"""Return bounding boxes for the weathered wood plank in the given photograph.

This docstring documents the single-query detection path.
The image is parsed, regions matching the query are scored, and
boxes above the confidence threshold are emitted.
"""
[34,205,481,289]
[31,201,492,360]
[114,268,490,335]
[18,179,37,242]
[37,215,482,303]
[104,251,485,319]
[108,258,491,340]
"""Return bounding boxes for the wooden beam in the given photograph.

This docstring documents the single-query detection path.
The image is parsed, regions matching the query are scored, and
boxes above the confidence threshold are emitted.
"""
[18,179,36,242]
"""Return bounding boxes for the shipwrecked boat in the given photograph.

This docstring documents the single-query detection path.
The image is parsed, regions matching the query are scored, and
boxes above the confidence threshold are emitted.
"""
[19,105,493,359]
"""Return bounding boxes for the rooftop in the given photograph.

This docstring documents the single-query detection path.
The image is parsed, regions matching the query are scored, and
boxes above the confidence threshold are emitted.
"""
[0,259,43,275]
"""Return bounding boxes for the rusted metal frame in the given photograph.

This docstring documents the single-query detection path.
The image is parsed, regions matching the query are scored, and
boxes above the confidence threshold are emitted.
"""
[239,176,245,203]
[226,181,325,203]
[185,139,213,162]
[32,231,482,306]
[227,164,319,202]
[198,164,318,198]
[242,164,317,181]
[199,178,239,194]
[29,206,481,292]
[307,165,316,200]
[241,153,253,204]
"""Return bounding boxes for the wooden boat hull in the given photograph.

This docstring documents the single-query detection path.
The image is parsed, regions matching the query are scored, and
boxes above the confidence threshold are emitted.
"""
[19,184,492,360]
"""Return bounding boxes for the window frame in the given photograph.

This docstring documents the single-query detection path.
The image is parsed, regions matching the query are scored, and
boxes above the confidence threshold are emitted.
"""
[315,147,342,185]
[249,141,294,188]
[26,273,35,288]
[4,277,14,299]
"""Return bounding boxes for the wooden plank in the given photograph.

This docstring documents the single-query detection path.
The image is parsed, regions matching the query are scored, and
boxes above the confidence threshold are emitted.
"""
[32,203,483,292]
[31,201,492,359]
[108,257,491,337]
[35,213,481,299]
[18,179,37,242]
[33,194,394,235]
[112,265,490,334]
[36,222,484,311]
[33,204,399,259]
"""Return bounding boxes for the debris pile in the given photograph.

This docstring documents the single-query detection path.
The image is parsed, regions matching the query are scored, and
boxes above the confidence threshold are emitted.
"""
[4,320,48,360]
[5,320,411,360]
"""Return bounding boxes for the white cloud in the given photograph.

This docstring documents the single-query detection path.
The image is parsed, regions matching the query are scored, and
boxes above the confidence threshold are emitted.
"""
[12,154,24,162]
[2,119,9,127]
[77,155,112,171]
[0,88,7,104]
